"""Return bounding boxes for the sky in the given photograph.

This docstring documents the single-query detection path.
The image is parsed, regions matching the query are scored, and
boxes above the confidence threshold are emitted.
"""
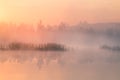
[0,0,120,25]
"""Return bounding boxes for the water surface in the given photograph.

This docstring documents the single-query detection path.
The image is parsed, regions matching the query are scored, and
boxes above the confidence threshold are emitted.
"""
[0,48,120,80]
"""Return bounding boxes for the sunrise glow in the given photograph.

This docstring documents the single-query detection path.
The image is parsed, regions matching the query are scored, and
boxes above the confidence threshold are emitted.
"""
[0,8,5,21]
[0,0,120,80]
[0,0,120,25]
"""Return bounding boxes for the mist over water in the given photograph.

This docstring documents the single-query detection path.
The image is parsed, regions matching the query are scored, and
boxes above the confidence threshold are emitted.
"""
[0,49,120,80]
[0,22,120,80]
[0,22,120,46]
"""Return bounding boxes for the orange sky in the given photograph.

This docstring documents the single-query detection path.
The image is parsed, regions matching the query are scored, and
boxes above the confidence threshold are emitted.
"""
[0,0,120,25]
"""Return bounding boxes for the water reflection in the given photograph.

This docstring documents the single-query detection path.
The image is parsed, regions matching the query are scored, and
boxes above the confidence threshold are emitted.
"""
[0,51,64,68]
[0,49,120,68]
[0,49,120,80]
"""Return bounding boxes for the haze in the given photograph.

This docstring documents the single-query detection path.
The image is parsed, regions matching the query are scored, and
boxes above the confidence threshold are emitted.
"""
[0,0,120,25]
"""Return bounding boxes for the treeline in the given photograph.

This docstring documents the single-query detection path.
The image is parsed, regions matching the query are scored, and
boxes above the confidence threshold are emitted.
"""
[0,42,66,51]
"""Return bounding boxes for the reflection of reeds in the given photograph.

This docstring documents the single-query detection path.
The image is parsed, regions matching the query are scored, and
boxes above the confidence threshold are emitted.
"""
[0,42,66,51]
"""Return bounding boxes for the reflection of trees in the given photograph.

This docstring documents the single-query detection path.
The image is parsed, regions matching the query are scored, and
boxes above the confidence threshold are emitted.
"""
[0,51,64,69]
[1,50,120,69]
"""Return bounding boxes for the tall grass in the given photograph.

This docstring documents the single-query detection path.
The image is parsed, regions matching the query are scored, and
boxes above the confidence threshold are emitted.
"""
[0,42,66,51]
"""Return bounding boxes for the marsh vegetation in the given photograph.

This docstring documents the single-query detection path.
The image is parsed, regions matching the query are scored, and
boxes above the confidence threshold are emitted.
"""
[0,42,66,51]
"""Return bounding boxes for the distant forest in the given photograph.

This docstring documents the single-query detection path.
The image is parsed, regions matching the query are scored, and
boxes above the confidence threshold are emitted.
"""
[0,21,120,51]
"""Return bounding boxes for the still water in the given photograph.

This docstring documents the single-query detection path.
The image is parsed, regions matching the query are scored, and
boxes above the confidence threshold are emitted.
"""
[0,48,120,80]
